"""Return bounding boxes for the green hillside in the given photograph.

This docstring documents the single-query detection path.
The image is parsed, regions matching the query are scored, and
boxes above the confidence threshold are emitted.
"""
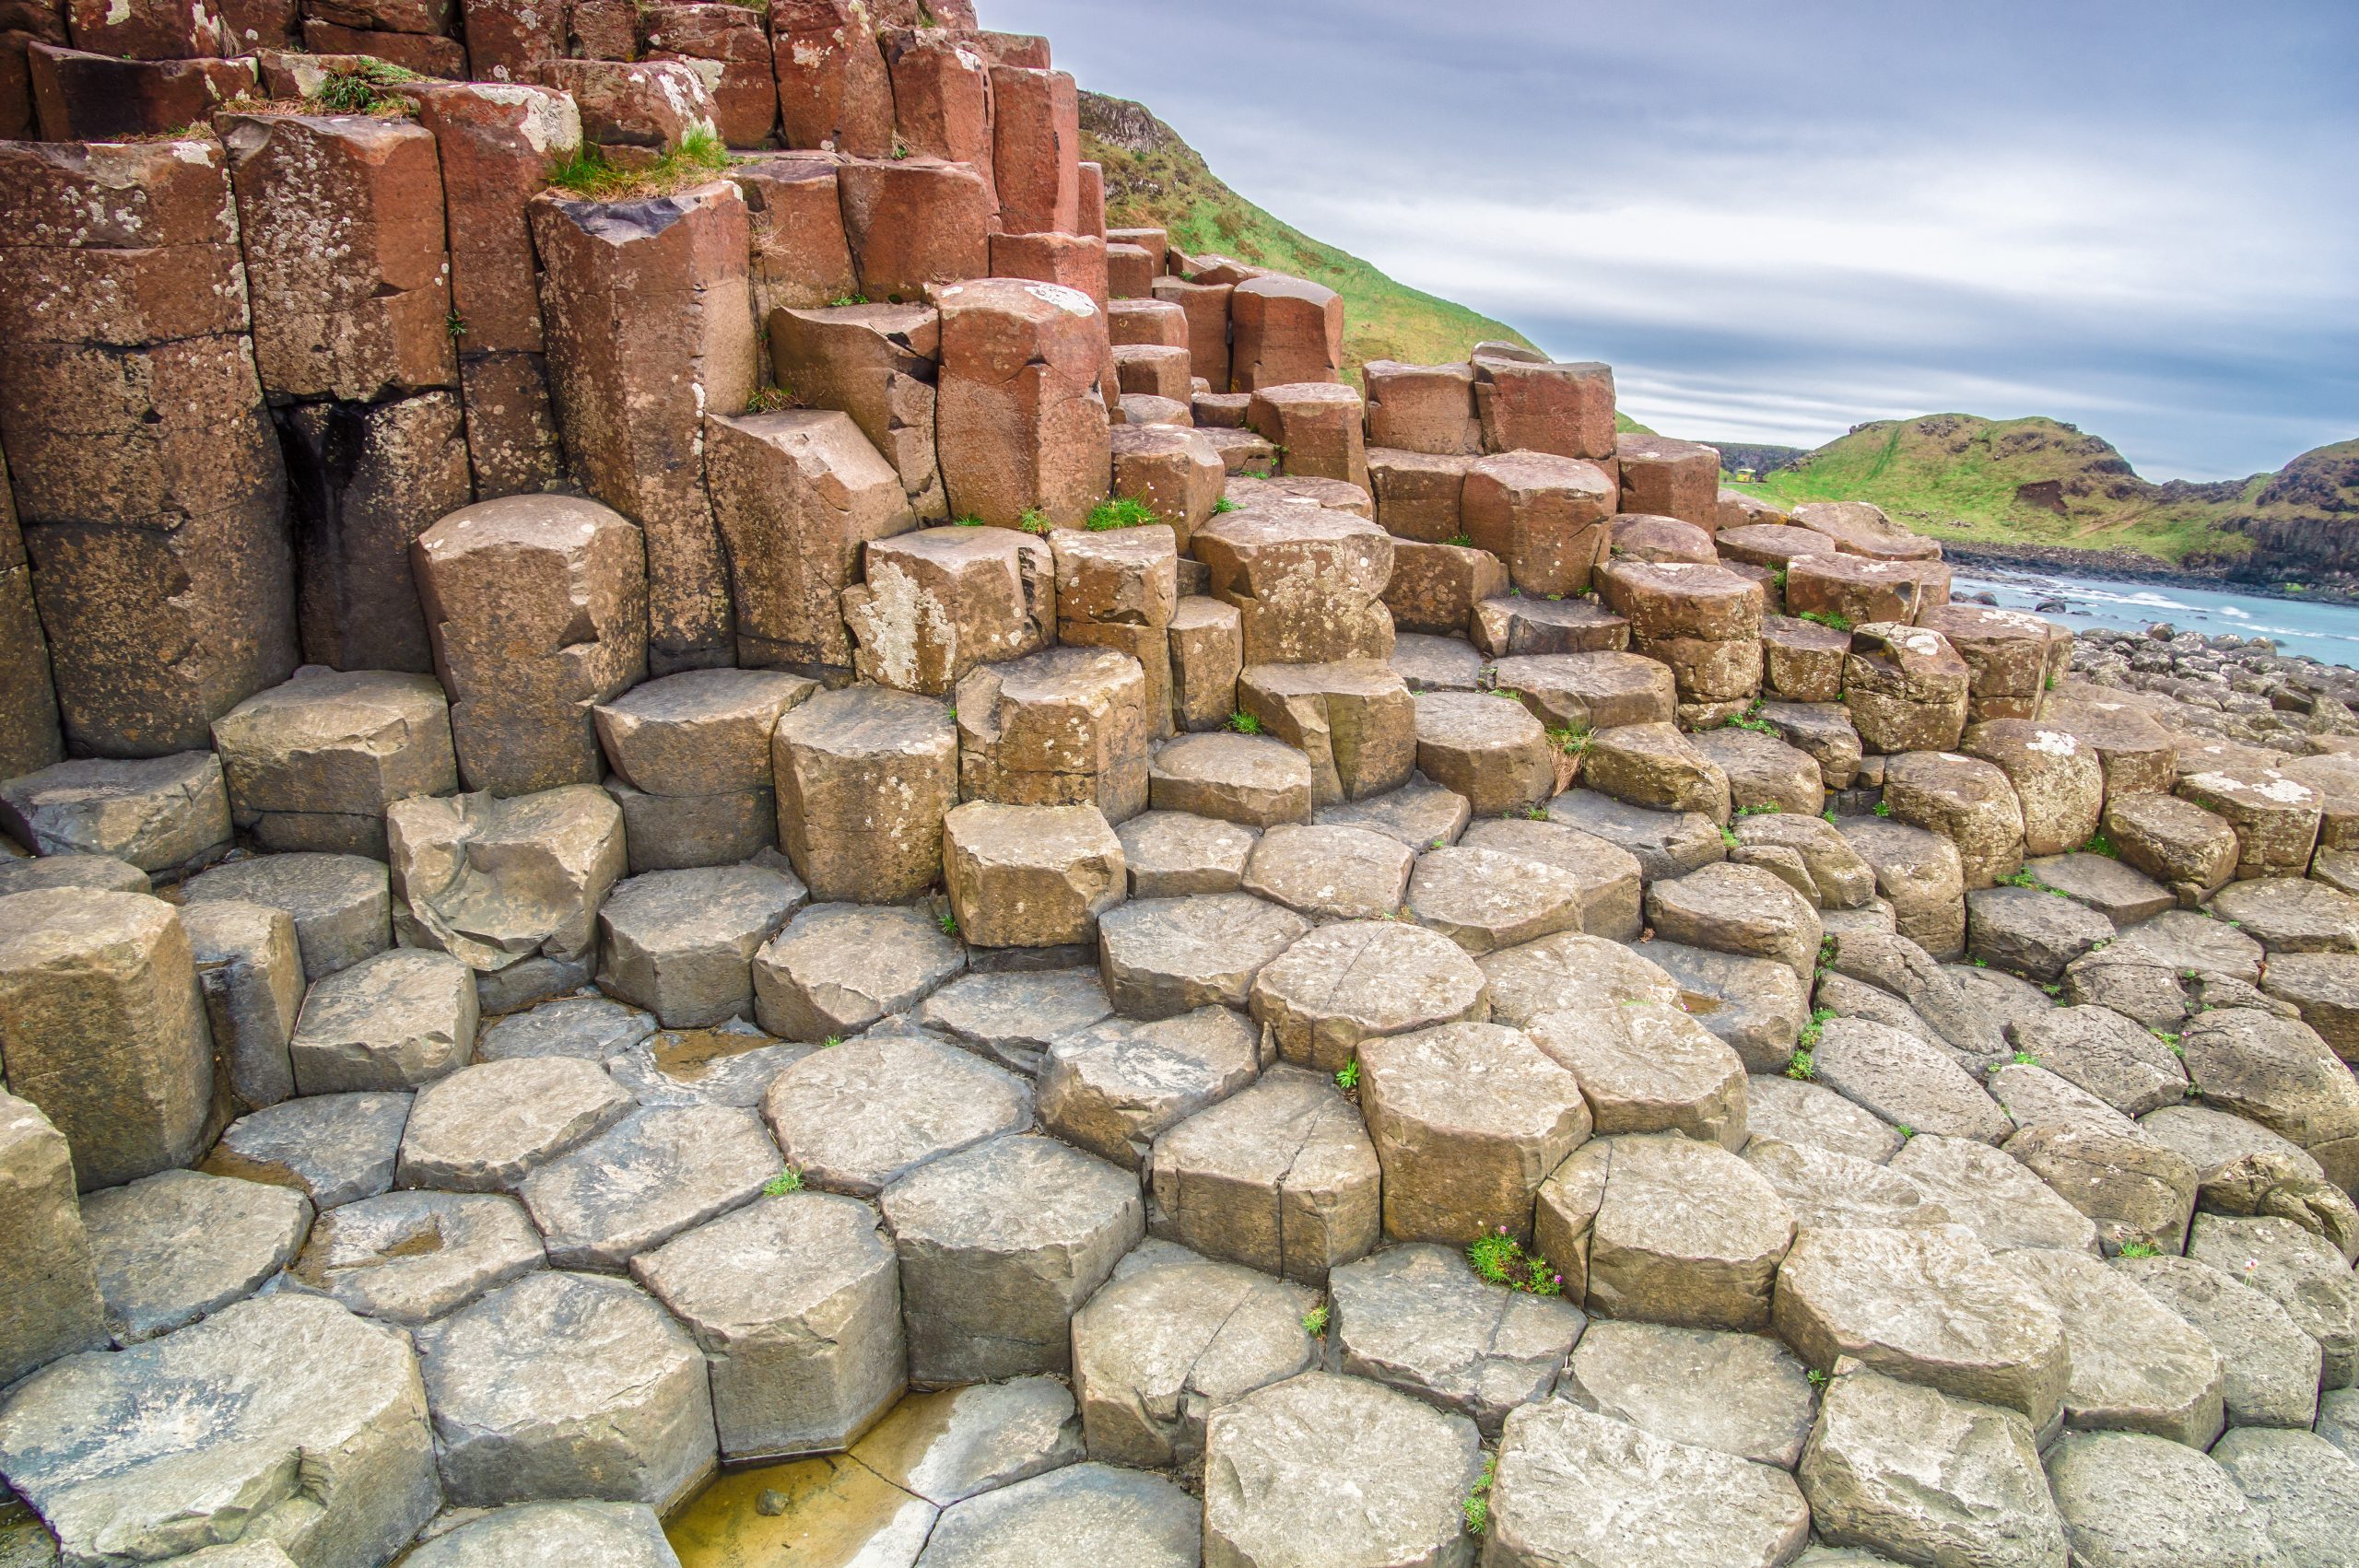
[1730,414,2265,563]
[1076,90,1642,433]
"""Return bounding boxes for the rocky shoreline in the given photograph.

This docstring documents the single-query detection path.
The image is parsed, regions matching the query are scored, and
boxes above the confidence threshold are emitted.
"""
[1946,542,2359,606]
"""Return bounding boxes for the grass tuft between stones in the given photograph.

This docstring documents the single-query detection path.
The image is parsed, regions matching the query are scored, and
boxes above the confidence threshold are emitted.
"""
[546,127,732,202]
[1466,1229,1563,1296]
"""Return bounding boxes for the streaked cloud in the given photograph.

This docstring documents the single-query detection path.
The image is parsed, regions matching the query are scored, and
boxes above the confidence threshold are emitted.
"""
[984,0,2359,478]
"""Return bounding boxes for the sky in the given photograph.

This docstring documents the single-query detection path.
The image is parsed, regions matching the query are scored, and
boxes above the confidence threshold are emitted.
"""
[982,0,2359,481]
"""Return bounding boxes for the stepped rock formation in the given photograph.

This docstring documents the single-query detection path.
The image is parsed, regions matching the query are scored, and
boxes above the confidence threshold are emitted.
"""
[3,9,2359,1568]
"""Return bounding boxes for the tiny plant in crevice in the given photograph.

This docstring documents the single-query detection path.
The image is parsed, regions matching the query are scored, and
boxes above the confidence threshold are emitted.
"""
[545,125,731,201]
[1896,1123,1915,1140]
[1446,532,1474,548]
[1821,808,1837,825]
[2117,1238,2162,1259]
[936,910,958,938]
[1300,1304,1329,1338]
[1872,801,1892,817]
[951,514,986,528]
[1719,825,1740,849]
[2080,829,2118,859]
[1815,934,1838,977]
[1467,1229,1562,1296]
[1334,1058,1360,1093]
[1734,802,1782,817]
[827,293,870,308]
[311,56,421,114]
[821,1035,843,1048]
[1226,709,1262,735]
[2012,1048,2040,1066]
[1213,496,1240,513]
[1085,496,1158,532]
[1971,955,1989,967]
[1785,1047,1816,1081]
[762,1167,804,1196]
[745,384,797,414]
[1798,609,1853,633]
[1016,509,1054,535]
[1463,1454,1496,1537]
[1546,724,1591,756]
[1770,568,1789,591]
[1522,802,1550,821]
[445,310,468,341]
[1806,1367,1828,1389]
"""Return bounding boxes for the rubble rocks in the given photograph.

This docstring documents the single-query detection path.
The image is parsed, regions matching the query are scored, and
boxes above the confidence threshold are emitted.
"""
[2114,1253,2321,1429]
[1097,890,1310,1017]
[595,864,805,1027]
[403,1503,680,1567]
[2001,1246,2224,1445]
[2046,1431,2278,1568]
[203,1090,412,1210]
[1461,452,1615,595]
[1039,1005,1258,1168]
[1528,1001,1747,1147]
[1148,732,1314,827]
[1845,624,1971,754]
[1410,690,1556,815]
[1471,352,1616,462]
[1614,433,1722,529]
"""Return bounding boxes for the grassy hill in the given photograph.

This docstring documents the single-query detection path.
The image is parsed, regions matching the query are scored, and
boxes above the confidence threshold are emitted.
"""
[1077,90,1643,433]
[1728,414,2271,563]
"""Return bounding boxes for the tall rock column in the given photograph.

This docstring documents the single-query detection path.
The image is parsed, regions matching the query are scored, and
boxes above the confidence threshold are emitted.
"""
[0,135,295,757]
[412,81,583,500]
[989,63,1079,236]
[934,277,1111,528]
[0,453,63,778]
[223,111,467,675]
[771,0,894,157]
[530,181,757,672]
[0,1091,107,1387]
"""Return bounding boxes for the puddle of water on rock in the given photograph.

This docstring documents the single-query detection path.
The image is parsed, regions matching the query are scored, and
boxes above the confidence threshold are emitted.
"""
[666,1450,932,1567]
[650,1028,769,1082]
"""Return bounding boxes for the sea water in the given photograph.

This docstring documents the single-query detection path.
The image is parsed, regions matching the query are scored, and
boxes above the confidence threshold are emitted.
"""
[1948,566,2359,671]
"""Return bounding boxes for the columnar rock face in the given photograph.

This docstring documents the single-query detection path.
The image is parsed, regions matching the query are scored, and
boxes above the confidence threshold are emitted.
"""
[222,113,456,402]
[410,83,582,498]
[1227,275,1343,391]
[1462,452,1617,596]
[992,64,1080,234]
[1615,433,1721,529]
[1193,510,1394,666]
[1598,559,1766,715]
[771,0,894,156]
[1921,604,2072,721]
[735,155,859,321]
[837,157,993,300]
[414,494,649,794]
[1846,623,1971,754]
[769,302,946,521]
[934,278,1111,528]
[533,59,722,157]
[595,666,814,869]
[0,1091,107,1386]
[957,647,1151,818]
[0,136,295,757]
[773,685,959,901]
[1473,352,1617,462]
[843,525,1055,694]
[211,669,459,858]
[0,888,212,1190]
[1154,275,1233,393]
[531,181,755,672]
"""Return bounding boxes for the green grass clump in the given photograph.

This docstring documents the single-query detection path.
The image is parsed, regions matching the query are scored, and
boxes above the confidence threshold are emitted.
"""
[1334,1059,1360,1093]
[1467,1230,1562,1296]
[1785,1048,1815,1081]
[1226,710,1262,735]
[2117,1239,2162,1258]
[1301,1304,1329,1337]
[761,1167,804,1196]
[311,58,421,115]
[1797,609,1853,634]
[1017,509,1052,535]
[1797,1006,1836,1052]
[936,910,958,938]
[2080,829,2118,859]
[546,127,731,202]
[1545,724,1590,756]
[1463,1456,1496,1536]
[1085,496,1159,532]
[1212,496,1240,513]
[745,385,796,414]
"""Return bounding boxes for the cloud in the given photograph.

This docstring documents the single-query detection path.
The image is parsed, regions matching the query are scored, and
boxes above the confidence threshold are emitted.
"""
[987,0,2357,479]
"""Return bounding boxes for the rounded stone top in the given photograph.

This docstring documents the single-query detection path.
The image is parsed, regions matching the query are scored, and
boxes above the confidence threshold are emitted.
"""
[775,685,957,760]
[1230,273,1341,306]
[1716,522,1840,567]
[417,492,635,556]
[1412,690,1546,747]
[1616,432,1720,465]
[0,885,178,965]
[1608,513,1716,564]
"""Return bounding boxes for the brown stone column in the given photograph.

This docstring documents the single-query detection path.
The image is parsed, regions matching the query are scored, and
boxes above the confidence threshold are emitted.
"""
[530,181,758,672]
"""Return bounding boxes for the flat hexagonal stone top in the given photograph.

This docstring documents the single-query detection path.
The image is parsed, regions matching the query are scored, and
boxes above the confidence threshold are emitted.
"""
[2007,1004,2187,1117]
[2211,875,2359,954]
[1147,733,1314,828]
[1071,1253,1316,1469]
[1115,810,1257,898]
[604,1024,813,1109]
[0,1294,439,1568]
[1407,844,1584,955]
[1548,1133,1795,1331]
[1743,1136,1958,1233]
[1804,1367,2068,1568]
[1546,785,1727,883]
[2000,1248,2224,1448]
[1039,1004,1262,1170]
[595,864,808,1028]
[403,1502,677,1567]
[917,1462,1201,1568]
[1313,774,1473,848]
[1202,1373,1484,1568]
[1329,1243,1587,1438]
[396,1055,635,1192]
[1459,816,1643,940]
[2117,1253,2322,1431]
[853,1376,1084,1507]
[1097,891,1312,1019]
[1528,1001,1747,1147]
[1886,1132,2100,1255]
[1646,860,1821,978]
[1772,1224,2071,1430]
[184,850,391,980]
[519,1105,782,1270]
[1563,1319,1814,1469]
[81,1168,311,1342]
[754,902,968,1041]
[1477,930,1681,1028]
[475,995,654,1062]
[202,1090,412,1210]
[1149,1065,1381,1287]
[880,1134,1145,1384]
[762,1031,1033,1198]
[918,965,1115,1077]
[416,1270,714,1513]
[287,1189,546,1326]
[1813,1015,2014,1144]
[1239,823,1414,921]
[1248,919,1488,1073]
[1744,1073,1906,1163]
[2044,1430,2278,1568]
[1487,1400,1811,1568]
